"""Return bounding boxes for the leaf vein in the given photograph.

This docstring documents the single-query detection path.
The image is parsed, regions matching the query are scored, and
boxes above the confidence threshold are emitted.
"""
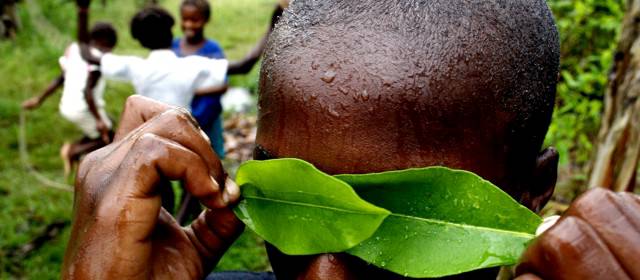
[390,213,536,238]
[243,195,386,216]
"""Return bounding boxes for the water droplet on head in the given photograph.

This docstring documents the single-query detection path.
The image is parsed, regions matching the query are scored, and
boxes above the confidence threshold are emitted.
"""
[329,108,340,118]
[361,90,369,101]
[321,70,336,83]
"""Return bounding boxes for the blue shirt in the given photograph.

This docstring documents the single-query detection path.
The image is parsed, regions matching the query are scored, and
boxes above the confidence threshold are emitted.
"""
[171,38,225,129]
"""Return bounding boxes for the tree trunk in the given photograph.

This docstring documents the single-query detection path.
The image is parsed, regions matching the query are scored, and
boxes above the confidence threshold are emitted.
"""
[589,0,640,192]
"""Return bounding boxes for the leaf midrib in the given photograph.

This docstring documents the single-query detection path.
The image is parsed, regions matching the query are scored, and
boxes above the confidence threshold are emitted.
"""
[390,213,536,238]
[243,195,387,216]
[245,196,535,238]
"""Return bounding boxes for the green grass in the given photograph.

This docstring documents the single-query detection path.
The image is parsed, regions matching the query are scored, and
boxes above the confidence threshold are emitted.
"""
[0,0,274,278]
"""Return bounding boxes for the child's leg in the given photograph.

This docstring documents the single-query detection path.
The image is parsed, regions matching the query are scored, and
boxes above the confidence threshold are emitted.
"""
[59,107,113,175]
[60,137,105,177]
[68,137,106,160]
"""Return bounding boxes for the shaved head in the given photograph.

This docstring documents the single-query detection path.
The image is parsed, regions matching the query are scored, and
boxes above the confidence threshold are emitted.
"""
[256,1,560,278]
[257,0,559,194]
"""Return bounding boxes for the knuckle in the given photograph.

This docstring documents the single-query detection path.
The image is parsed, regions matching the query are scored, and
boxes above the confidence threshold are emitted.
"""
[572,188,611,212]
[165,107,198,128]
[134,133,163,150]
[124,95,144,110]
[76,149,101,180]
[540,217,581,253]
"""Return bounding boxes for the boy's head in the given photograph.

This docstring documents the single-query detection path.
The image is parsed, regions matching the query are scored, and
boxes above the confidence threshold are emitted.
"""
[179,0,210,42]
[89,22,117,53]
[255,0,560,278]
[130,6,175,50]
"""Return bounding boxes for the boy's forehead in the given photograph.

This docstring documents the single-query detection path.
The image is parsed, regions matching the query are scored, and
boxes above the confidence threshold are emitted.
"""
[256,44,511,183]
[256,0,557,181]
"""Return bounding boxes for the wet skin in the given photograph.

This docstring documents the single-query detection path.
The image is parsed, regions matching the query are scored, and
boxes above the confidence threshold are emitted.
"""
[62,96,244,279]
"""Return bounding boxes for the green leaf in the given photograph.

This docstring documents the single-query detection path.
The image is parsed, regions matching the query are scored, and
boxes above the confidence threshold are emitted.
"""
[233,159,391,255]
[337,167,542,278]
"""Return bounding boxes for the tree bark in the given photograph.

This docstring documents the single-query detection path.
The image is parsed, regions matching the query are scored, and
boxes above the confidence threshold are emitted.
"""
[589,0,640,192]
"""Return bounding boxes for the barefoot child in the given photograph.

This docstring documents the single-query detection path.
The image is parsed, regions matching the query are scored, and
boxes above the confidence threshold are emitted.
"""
[22,22,117,176]
[64,0,640,279]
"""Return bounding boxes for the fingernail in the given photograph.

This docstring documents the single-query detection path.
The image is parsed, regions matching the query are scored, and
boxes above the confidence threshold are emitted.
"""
[222,190,230,205]
[223,177,239,204]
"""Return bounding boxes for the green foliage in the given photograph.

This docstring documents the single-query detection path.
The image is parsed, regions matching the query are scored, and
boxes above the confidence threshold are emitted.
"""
[234,159,390,255]
[545,0,625,166]
[235,159,541,278]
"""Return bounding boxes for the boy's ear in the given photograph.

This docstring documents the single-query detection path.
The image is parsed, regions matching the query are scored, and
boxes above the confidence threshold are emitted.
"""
[520,147,559,213]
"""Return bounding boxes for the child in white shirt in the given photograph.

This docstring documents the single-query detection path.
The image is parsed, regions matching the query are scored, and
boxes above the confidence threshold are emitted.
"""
[22,22,117,176]
[79,6,228,111]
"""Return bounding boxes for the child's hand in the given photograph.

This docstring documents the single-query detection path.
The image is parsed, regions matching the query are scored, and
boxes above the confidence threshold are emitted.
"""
[76,0,90,8]
[516,188,640,279]
[62,96,243,279]
[21,97,41,110]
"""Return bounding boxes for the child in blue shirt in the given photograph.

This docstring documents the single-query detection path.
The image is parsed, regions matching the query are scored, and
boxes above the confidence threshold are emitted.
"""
[172,0,283,159]
[172,0,226,159]
[172,0,283,224]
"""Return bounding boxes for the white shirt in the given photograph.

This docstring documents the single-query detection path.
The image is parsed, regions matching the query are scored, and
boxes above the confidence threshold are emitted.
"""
[58,43,106,114]
[100,50,228,109]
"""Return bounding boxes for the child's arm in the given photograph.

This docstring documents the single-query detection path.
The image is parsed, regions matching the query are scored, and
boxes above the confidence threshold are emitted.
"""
[227,4,284,75]
[194,84,229,96]
[76,0,101,65]
[22,73,64,110]
[84,70,110,143]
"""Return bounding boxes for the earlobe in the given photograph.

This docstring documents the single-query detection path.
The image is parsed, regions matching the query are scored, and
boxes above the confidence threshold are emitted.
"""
[521,147,559,212]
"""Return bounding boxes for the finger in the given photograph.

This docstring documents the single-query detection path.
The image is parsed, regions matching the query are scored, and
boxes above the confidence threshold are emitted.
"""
[516,216,630,280]
[221,177,240,206]
[114,95,174,142]
[119,107,224,183]
[120,133,228,210]
[565,189,640,278]
[186,207,245,271]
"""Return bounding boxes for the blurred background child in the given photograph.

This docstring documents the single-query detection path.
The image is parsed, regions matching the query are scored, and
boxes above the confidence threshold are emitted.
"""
[22,22,117,176]
[171,0,284,224]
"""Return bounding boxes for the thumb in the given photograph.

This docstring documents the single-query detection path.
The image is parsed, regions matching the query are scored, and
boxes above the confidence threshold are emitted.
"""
[186,206,245,271]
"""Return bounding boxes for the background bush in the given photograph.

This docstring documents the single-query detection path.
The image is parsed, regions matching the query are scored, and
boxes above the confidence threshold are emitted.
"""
[545,0,625,168]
